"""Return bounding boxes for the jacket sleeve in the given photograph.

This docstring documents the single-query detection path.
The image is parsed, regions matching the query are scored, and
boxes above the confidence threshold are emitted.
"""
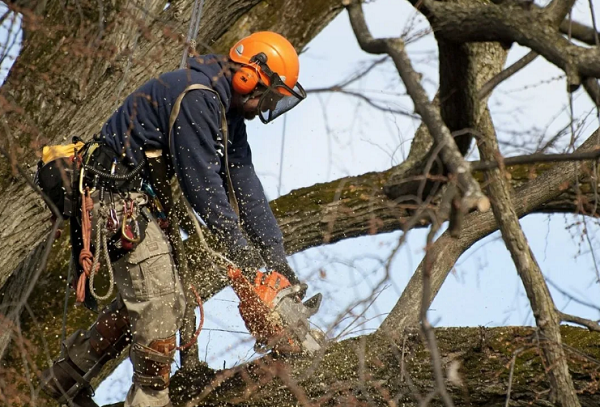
[169,90,248,250]
[227,121,297,282]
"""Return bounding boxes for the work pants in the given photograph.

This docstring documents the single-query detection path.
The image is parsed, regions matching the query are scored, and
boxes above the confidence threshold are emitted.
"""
[63,192,186,407]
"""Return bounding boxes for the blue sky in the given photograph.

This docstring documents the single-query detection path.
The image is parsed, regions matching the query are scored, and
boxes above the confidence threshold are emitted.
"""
[2,0,600,404]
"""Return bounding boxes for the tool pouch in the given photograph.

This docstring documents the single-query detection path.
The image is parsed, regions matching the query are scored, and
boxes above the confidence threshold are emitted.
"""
[34,141,85,217]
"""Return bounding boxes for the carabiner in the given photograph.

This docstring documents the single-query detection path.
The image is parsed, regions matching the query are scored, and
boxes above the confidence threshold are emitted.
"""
[107,207,119,233]
[78,166,97,195]
[121,199,141,243]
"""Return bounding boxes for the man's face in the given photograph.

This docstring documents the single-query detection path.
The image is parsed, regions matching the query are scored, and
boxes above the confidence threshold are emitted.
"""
[241,96,261,120]
[232,82,285,121]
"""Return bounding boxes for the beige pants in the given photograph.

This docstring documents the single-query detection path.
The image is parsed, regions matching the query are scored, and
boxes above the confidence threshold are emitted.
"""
[113,210,185,407]
[67,192,186,407]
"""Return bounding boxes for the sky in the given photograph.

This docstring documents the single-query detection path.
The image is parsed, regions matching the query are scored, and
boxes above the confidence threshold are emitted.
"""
[2,0,600,404]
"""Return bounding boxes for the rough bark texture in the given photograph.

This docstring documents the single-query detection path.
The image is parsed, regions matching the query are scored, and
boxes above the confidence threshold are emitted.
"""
[478,112,580,406]
[421,1,600,79]
[101,326,600,407]
[0,0,345,285]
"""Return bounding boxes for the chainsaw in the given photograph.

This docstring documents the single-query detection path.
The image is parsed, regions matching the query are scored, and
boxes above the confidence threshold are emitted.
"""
[227,266,325,355]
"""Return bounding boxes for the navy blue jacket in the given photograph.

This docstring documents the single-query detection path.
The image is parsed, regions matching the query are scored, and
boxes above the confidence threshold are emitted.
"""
[100,54,288,271]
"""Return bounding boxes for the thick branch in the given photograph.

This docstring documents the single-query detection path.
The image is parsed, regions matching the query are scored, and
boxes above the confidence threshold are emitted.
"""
[560,19,600,46]
[161,326,600,406]
[545,0,577,25]
[345,0,489,212]
[478,110,580,406]
[380,125,600,333]
[424,2,600,79]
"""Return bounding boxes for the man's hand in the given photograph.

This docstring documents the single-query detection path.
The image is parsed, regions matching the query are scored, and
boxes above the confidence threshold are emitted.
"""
[229,245,265,278]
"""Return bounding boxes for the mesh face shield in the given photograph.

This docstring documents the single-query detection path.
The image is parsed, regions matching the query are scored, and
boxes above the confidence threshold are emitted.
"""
[248,53,307,124]
[257,81,306,124]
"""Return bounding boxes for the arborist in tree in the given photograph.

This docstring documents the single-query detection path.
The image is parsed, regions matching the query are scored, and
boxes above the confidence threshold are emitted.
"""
[37,31,322,407]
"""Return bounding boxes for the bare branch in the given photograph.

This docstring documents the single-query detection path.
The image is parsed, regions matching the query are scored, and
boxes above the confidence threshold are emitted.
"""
[338,56,390,89]
[470,145,600,170]
[478,51,539,100]
[558,312,600,333]
[559,19,600,46]
[306,86,420,118]
[504,348,520,407]
[477,105,580,407]
[379,125,600,333]
[345,0,489,214]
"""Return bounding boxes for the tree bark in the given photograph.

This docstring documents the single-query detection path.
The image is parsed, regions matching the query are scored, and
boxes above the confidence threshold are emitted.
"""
[0,0,345,285]
[104,326,600,407]
[478,113,580,406]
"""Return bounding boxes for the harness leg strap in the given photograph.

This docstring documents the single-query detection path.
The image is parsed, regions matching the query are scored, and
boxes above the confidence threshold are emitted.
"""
[131,335,176,391]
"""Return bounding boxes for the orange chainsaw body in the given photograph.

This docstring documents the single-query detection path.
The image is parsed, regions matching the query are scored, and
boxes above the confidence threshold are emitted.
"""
[227,266,300,352]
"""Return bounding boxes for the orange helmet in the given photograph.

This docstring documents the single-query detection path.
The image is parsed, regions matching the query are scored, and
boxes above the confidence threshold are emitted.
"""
[229,31,306,123]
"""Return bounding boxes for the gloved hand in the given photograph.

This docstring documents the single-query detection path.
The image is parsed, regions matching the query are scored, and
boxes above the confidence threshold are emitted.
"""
[259,244,301,285]
[266,261,300,286]
[229,245,265,279]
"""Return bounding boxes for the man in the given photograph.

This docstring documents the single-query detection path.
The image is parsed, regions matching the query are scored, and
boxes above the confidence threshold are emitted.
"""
[40,31,308,407]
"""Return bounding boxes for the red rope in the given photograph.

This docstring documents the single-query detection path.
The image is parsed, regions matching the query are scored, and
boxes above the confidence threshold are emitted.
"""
[76,188,96,303]
[176,285,204,351]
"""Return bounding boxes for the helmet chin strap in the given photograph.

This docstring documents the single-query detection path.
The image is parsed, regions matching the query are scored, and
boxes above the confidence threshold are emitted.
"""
[240,86,266,105]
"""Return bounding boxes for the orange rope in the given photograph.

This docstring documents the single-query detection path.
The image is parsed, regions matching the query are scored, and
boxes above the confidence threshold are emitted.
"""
[76,188,96,303]
[176,285,204,351]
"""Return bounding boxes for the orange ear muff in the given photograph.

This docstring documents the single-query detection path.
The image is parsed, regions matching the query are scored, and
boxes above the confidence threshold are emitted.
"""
[232,66,260,95]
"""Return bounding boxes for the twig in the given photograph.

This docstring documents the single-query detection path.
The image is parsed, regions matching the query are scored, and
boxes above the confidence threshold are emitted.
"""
[585,0,600,47]
[470,147,600,171]
[337,56,390,88]
[420,217,455,407]
[505,348,525,407]
[0,143,64,327]
[306,87,420,118]
[546,277,600,312]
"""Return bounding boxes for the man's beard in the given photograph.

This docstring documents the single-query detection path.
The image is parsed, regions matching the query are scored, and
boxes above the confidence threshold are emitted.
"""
[243,110,258,120]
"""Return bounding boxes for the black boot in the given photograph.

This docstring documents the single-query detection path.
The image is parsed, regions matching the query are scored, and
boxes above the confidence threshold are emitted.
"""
[40,299,131,406]
[40,356,99,407]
